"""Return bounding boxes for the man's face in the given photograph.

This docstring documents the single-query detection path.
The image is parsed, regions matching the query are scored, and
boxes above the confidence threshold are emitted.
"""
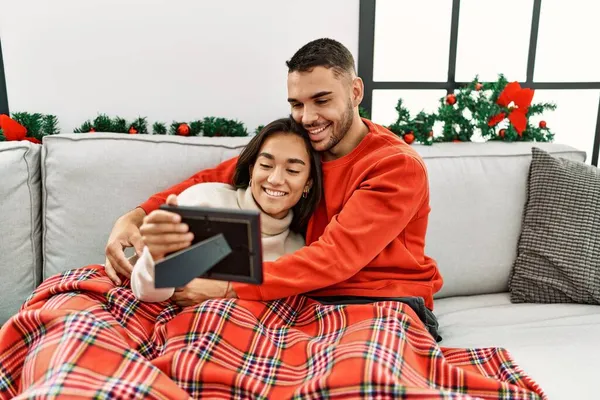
[287,66,355,153]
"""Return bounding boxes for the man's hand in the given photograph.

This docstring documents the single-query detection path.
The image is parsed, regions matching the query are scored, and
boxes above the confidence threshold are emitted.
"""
[104,207,146,285]
[139,194,194,262]
[171,278,234,307]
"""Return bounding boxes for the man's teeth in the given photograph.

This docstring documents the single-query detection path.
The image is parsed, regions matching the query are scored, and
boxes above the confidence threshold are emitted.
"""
[265,188,286,197]
[308,124,329,134]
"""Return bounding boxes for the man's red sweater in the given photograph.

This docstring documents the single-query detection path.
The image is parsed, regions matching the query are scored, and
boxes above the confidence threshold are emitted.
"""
[139,119,443,309]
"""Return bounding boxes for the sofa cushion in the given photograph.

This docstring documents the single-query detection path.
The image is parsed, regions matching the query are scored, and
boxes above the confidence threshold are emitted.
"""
[435,293,600,400]
[509,147,600,304]
[42,133,251,279]
[415,142,586,299]
[0,142,42,324]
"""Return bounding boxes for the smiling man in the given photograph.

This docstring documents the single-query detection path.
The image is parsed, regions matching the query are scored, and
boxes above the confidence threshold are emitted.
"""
[104,38,443,338]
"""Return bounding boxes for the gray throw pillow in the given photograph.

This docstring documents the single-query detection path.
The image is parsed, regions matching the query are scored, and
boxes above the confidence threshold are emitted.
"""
[509,147,600,304]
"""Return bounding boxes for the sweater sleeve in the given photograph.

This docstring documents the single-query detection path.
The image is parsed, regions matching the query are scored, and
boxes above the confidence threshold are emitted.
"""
[138,157,239,214]
[130,246,174,302]
[231,153,429,301]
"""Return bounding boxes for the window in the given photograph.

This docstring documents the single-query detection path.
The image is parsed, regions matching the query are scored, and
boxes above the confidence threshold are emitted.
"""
[359,0,600,165]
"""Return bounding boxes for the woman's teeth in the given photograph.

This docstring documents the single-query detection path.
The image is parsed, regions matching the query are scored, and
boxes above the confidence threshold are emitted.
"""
[264,188,286,197]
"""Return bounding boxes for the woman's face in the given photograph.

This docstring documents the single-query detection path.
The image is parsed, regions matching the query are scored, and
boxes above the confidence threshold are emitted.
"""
[250,132,312,219]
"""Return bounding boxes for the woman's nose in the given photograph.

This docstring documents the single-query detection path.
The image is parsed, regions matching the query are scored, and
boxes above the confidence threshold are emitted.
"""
[267,168,285,185]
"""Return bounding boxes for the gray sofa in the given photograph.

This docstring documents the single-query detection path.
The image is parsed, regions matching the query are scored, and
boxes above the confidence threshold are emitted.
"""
[1,133,598,399]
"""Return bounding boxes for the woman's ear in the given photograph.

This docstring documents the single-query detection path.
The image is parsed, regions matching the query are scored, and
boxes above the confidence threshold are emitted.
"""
[306,178,313,190]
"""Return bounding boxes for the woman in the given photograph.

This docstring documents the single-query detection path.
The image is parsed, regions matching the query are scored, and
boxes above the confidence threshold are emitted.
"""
[131,117,323,302]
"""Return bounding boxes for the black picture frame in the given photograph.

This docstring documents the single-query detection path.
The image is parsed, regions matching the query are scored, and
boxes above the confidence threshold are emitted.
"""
[154,204,263,288]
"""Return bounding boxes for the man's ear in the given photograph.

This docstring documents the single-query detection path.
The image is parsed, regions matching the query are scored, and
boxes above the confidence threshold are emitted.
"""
[352,77,364,108]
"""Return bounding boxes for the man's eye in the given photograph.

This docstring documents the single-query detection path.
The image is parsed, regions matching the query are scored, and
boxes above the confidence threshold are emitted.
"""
[260,164,272,169]
[291,103,303,108]
[316,99,328,105]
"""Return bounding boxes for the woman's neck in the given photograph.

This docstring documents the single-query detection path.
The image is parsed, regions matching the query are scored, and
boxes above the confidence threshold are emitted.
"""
[236,187,293,236]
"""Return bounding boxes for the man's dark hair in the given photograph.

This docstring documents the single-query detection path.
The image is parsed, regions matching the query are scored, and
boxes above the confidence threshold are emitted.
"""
[286,38,356,78]
[233,117,323,234]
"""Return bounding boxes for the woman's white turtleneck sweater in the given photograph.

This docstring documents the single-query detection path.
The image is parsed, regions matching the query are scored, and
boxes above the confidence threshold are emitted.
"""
[130,183,305,302]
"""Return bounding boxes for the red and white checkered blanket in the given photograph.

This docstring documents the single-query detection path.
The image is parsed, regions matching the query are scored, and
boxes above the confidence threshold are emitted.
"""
[0,266,545,399]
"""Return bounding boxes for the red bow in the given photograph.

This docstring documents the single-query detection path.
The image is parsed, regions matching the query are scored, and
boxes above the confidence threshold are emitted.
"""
[0,114,27,141]
[487,82,534,136]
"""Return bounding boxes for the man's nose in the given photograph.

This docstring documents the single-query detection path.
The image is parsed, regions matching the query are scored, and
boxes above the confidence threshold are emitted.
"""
[302,106,318,126]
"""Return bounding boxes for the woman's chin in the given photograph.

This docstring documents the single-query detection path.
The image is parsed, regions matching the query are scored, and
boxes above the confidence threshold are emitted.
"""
[259,204,289,220]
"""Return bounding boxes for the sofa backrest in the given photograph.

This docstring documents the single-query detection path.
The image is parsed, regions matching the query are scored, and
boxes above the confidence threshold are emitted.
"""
[419,142,585,298]
[0,141,42,324]
[41,134,250,280]
[40,134,586,300]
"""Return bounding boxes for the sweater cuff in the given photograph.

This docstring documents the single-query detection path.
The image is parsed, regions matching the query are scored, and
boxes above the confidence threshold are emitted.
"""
[138,198,163,215]
[231,282,263,300]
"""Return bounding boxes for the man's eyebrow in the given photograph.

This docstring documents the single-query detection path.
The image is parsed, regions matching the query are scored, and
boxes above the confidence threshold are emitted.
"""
[311,91,332,99]
[287,91,333,103]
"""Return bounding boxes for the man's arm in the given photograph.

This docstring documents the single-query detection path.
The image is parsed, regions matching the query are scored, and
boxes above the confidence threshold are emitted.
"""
[138,157,239,214]
[104,156,239,284]
[231,153,429,300]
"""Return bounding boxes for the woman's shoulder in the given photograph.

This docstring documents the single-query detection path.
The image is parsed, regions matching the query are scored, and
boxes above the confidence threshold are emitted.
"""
[178,182,238,207]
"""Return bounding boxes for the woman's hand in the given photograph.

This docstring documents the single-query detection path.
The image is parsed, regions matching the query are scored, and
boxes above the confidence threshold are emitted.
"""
[140,194,194,261]
[172,279,236,307]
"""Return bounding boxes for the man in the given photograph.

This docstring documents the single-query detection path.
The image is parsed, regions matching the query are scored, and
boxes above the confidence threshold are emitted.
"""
[104,38,443,334]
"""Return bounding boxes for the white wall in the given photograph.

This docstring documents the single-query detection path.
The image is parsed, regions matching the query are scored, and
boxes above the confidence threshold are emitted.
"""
[0,0,360,133]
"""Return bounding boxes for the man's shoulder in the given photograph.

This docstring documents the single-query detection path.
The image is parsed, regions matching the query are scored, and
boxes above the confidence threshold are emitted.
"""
[363,120,426,168]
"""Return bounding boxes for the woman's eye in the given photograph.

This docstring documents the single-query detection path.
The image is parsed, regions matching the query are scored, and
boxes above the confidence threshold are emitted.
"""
[287,169,300,174]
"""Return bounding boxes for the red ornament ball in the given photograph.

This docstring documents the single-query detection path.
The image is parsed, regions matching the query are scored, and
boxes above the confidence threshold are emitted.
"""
[539,120,547,129]
[177,123,190,136]
[129,126,138,134]
[404,132,415,144]
[428,131,434,137]
[475,83,483,91]
[499,129,506,138]
[89,127,96,133]
[446,94,457,105]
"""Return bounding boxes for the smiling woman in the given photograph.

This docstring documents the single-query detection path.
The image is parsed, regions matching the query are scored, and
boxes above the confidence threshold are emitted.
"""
[130,116,323,303]
[234,118,322,232]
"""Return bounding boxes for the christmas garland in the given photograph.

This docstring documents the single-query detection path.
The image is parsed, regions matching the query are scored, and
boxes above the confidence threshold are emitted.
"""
[388,74,556,145]
[73,115,248,137]
[0,74,556,146]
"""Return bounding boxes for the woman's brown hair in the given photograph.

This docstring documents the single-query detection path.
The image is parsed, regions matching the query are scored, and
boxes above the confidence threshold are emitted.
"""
[233,117,322,234]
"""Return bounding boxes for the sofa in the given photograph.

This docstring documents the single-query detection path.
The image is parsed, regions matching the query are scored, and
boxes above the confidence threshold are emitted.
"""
[1,133,598,399]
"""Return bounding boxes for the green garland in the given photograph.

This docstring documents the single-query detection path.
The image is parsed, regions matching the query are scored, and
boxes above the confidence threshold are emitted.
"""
[73,114,249,137]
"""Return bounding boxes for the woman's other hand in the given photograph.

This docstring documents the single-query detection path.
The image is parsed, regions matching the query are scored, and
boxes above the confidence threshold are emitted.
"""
[140,194,194,261]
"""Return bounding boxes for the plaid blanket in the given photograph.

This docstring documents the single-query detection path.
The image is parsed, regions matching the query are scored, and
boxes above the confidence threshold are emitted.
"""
[0,266,546,399]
